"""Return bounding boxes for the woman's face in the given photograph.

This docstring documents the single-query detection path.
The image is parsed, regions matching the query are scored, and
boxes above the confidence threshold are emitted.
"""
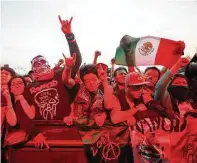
[10,78,25,96]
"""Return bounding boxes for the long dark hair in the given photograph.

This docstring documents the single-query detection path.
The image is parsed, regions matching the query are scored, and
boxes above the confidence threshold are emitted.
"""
[8,76,27,108]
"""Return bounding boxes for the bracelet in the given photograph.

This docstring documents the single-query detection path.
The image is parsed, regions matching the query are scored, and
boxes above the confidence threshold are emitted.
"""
[65,33,75,42]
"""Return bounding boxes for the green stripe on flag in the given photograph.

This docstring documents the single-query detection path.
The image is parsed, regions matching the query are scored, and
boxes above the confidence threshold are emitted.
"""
[115,38,140,66]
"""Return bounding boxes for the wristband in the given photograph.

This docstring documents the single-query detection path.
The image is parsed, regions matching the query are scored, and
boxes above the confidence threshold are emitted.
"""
[65,33,75,42]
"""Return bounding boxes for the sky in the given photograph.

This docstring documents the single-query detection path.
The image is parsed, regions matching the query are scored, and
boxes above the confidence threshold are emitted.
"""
[1,0,197,74]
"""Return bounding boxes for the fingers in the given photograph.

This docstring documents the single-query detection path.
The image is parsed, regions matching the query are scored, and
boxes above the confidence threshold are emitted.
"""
[103,65,108,73]
[69,17,73,25]
[98,64,103,72]
[58,15,73,25]
[62,53,66,59]
[72,53,76,62]
[40,142,44,149]
[43,140,50,150]
[35,142,38,149]
[64,116,73,126]
[58,15,63,24]
[34,141,49,150]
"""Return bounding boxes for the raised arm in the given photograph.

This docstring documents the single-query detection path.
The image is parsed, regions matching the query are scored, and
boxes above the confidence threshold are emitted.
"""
[62,53,76,88]
[110,58,115,77]
[93,51,101,64]
[154,57,189,116]
[59,16,82,78]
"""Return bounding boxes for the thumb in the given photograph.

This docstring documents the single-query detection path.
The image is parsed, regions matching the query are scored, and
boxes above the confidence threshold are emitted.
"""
[72,53,76,62]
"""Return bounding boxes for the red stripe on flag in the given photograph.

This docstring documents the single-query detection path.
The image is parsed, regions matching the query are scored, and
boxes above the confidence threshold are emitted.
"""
[155,38,185,69]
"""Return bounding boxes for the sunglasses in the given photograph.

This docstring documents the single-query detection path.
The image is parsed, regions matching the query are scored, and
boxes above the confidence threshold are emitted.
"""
[127,85,144,91]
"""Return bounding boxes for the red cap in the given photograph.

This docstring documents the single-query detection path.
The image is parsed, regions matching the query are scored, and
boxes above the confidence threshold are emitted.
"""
[126,72,149,86]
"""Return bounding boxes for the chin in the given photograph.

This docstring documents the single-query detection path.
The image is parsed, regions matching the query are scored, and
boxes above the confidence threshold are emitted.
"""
[87,87,97,93]
[134,95,141,99]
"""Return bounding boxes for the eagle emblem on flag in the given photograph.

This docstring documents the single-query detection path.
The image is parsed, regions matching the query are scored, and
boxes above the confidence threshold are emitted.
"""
[139,41,154,56]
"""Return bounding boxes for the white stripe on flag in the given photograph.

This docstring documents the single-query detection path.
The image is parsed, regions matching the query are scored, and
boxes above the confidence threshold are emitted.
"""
[135,36,160,66]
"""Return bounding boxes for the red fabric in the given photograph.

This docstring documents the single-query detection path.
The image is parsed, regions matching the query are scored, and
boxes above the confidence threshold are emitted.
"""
[169,115,197,163]
[155,38,185,69]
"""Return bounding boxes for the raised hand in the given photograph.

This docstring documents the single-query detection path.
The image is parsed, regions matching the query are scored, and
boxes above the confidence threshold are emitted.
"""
[180,57,190,67]
[57,59,64,67]
[95,51,101,58]
[2,89,11,100]
[58,15,73,35]
[97,63,108,82]
[63,53,76,69]
[111,58,116,65]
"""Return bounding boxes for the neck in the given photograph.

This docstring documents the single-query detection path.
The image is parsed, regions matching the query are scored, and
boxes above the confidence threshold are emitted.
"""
[117,83,125,90]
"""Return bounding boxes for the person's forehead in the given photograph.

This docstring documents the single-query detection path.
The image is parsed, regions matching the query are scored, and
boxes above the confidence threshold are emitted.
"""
[173,76,187,83]
[145,69,159,75]
[32,56,46,63]
[83,73,98,79]
[116,69,127,74]
[12,78,23,83]
[1,69,11,75]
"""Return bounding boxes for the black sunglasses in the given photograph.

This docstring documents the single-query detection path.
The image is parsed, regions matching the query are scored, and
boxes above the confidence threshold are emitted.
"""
[127,85,144,91]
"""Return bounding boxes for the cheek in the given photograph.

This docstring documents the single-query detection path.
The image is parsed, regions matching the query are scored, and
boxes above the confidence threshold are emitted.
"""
[11,87,18,95]
[153,77,159,83]
[132,90,143,96]
[117,76,125,80]
[7,76,11,81]
[11,87,24,95]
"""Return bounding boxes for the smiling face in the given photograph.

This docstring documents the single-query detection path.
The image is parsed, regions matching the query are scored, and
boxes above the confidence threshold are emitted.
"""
[83,73,100,93]
[10,77,25,96]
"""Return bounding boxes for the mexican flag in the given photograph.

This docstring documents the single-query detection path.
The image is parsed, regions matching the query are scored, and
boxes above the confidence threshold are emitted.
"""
[115,35,185,69]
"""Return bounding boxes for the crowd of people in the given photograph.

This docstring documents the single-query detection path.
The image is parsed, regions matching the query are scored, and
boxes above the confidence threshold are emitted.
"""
[1,16,197,163]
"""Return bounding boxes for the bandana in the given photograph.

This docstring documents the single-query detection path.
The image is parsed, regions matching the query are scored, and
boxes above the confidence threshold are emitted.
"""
[31,56,51,77]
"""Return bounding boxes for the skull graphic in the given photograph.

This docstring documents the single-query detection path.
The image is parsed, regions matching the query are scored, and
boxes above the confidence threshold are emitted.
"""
[34,88,59,120]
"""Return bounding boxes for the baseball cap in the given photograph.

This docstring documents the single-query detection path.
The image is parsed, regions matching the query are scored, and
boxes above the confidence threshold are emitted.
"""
[125,72,149,86]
